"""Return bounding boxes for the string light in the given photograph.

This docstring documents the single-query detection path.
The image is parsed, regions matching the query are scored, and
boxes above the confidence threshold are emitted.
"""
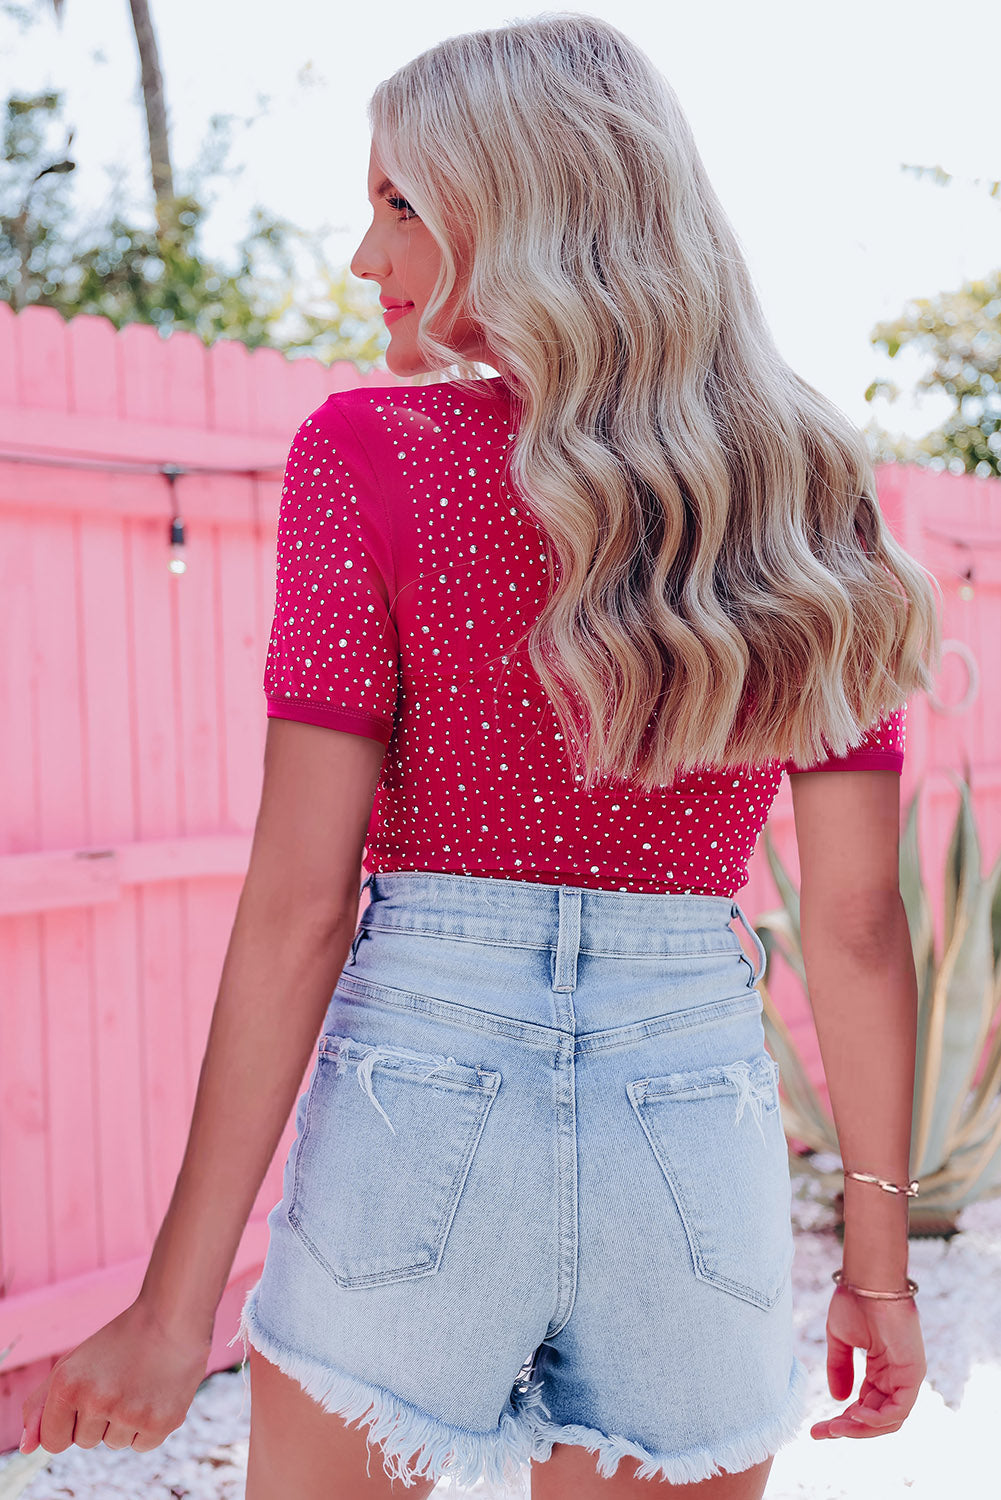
[0,447,285,580]
[169,515,186,575]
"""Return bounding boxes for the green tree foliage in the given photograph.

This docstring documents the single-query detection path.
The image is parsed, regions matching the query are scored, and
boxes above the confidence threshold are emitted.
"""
[1,89,388,367]
[863,166,1001,479]
[864,272,1001,479]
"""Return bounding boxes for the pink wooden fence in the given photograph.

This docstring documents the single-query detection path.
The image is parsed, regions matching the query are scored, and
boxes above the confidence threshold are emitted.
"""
[0,303,413,1446]
[0,300,997,1452]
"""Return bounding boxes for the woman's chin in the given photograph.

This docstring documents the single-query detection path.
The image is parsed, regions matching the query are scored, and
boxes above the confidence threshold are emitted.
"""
[383,340,432,380]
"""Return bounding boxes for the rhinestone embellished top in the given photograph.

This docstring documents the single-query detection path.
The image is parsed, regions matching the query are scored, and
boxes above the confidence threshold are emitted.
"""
[263,376,906,896]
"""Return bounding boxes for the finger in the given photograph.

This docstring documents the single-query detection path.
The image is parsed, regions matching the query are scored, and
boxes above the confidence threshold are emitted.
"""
[826,1334,856,1402]
[20,1382,48,1454]
[810,1411,871,1439]
[828,1415,905,1439]
[811,1411,903,1440]
[72,1411,111,1449]
[131,1430,163,1453]
[840,1405,888,1428]
[825,1387,917,1437]
[812,1391,895,1439]
[19,1416,42,1454]
[854,1391,921,1428]
[37,1383,80,1456]
[103,1421,141,1451]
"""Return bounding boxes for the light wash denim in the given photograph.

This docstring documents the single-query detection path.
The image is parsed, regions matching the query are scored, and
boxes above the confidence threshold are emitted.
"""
[231,871,809,1492]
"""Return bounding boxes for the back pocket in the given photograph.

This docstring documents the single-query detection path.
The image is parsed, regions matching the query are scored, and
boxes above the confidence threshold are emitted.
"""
[627,1052,794,1309]
[288,1033,501,1288]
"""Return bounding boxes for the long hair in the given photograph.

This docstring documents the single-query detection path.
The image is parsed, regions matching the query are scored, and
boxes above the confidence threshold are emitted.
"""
[368,12,943,793]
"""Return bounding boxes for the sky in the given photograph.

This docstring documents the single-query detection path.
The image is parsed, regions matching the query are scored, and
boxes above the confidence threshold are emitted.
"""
[3,0,998,438]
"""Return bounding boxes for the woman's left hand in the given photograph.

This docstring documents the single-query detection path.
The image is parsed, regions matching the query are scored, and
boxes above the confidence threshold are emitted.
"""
[19,1297,213,1457]
[810,1284,926,1440]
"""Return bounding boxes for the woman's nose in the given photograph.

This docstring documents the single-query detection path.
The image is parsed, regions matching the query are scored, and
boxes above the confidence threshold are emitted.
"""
[350,224,390,282]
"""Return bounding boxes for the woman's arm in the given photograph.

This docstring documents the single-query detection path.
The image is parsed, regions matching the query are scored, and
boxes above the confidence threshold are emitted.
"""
[790,767,916,1285]
[136,894,357,1335]
[19,719,383,1455]
[137,719,388,1336]
[791,766,927,1445]
[799,898,917,1284]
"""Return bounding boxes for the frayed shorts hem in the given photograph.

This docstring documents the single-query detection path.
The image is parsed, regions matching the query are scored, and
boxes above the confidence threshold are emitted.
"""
[227,1280,539,1494]
[522,1353,811,1485]
[228,1279,810,1492]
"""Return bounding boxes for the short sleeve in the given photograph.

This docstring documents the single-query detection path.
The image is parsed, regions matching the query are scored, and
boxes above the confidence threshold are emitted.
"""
[263,398,399,745]
[785,703,907,774]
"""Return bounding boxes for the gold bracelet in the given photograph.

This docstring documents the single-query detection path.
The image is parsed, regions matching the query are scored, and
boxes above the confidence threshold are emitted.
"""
[844,1169,920,1198]
[832,1269,918,1299]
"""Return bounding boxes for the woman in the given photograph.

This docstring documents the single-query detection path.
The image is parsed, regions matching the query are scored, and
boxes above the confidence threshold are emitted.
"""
[21,14,939,1499]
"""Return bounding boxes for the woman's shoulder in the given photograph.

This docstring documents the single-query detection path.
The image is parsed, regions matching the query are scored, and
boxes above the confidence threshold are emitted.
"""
[305,375,513,451]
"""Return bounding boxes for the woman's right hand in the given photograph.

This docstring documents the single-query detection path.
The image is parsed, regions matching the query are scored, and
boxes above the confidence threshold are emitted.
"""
[19,1297,213,1457]
[810,1283,926,1441]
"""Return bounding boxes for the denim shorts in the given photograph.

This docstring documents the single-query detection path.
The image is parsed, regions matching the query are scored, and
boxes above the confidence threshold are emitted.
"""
[231,871,809,1493]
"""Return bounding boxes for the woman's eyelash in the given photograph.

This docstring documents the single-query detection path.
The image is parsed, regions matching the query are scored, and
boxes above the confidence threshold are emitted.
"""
[386,194,418,221]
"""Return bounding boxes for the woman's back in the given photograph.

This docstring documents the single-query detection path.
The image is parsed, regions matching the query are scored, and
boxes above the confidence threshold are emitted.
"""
[263,377,906,898]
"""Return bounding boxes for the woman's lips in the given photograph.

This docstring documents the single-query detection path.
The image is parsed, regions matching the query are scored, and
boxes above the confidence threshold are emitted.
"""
[383,303,414,326]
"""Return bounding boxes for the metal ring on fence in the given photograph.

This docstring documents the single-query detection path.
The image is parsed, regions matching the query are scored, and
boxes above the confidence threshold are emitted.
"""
[927,639,979,716]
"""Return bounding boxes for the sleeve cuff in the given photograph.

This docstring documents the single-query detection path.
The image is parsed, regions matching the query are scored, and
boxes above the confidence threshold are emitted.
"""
[786,748,903,774]
[266,695,393,746]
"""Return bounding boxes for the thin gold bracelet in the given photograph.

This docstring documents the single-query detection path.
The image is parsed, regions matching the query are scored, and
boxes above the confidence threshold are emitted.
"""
[844,1169,920,1198]
[832,1268,918,1300]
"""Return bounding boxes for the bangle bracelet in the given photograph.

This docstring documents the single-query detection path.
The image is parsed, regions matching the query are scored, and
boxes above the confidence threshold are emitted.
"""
[844,1169,920,1198]
[832,1268,918,1299]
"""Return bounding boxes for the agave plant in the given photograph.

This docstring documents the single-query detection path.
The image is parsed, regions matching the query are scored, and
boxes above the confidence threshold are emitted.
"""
[754,766,1001,1237]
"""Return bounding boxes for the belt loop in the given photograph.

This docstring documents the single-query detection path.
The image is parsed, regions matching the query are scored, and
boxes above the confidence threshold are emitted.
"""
[348,872,376,965]
[730,899,767,986]
[552,887,581,993]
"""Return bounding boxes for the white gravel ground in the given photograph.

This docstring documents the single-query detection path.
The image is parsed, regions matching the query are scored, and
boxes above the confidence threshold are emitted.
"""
[3,1165,999,1499]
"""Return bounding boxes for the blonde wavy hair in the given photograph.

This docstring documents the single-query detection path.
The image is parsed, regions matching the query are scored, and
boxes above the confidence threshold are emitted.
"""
[368,12,943,793]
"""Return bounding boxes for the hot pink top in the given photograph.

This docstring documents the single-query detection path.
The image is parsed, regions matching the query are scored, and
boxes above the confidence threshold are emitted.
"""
[263,377,906,897]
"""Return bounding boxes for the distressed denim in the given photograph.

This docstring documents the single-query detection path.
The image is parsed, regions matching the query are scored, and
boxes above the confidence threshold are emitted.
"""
[231,870,808,1493]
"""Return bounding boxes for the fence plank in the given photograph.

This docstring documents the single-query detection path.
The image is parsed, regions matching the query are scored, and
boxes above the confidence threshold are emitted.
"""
[0,514,35,861]
[92,889,149,1261]
[220,492,268,830]
[118,321,169,424]
[247,344,295,435]
[163,328,210,430]
[15,305,69,411]
[44,906,102,1280]
[175,512,224,834]
[67,314,120,418]
[284,354,333,420]
[126,511,190,1222]
[0,918,50,1303]
[0,300,19,406]
[206,336,253,432]
[29,506,102,1281]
